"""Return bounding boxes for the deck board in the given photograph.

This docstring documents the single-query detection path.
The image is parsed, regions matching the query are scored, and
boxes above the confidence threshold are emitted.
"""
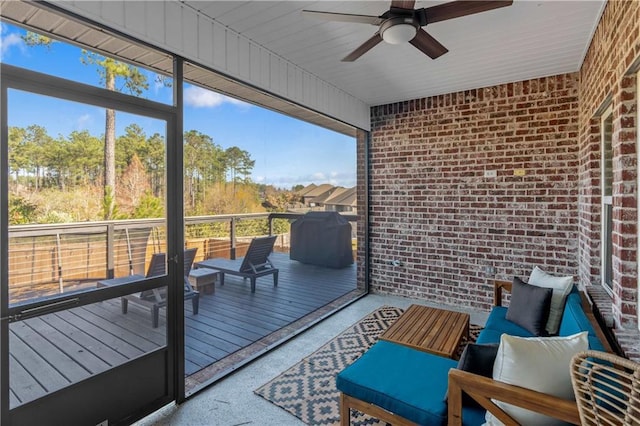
[191,308,279,335]
[64,307,160,353]
[39,314,130,367]
[9,333,68,398]
[9,253,357,408]
[9,388,20,408]
[185,320,252,350]
[11,321,91,383]
[27,316,112,374]
[8,352,47,405]
[80,301,168,346]
[56,310,144,359]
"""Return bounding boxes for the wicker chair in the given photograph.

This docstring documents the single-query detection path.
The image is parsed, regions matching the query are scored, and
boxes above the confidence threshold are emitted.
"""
[570,350,640,425]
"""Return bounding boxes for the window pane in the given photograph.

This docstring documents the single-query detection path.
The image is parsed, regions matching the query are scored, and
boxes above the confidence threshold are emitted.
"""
[8,89,167,303]
[604,203,613,290]
[603,112,613,197]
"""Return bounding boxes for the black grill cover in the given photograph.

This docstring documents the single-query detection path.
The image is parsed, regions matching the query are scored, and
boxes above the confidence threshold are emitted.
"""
[290,211,354,268]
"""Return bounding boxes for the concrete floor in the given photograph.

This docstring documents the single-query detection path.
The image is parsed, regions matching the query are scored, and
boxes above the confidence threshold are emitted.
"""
[135,293,490,426]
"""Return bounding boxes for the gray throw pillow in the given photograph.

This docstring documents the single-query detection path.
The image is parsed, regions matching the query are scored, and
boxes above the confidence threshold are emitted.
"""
[506,277,553,336]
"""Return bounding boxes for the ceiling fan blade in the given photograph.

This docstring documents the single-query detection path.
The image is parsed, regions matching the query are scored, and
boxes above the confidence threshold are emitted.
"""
[302,10,383,25]
[390,1,416,10]
[409,29,448,59]
[342,32,383,62]
[425,0,513,24]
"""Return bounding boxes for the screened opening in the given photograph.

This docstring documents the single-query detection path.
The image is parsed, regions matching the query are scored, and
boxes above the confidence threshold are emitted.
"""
[1,1,366,406]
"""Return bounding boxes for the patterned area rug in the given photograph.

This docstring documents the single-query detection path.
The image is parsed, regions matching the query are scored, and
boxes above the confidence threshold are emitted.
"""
[254,306,482,425]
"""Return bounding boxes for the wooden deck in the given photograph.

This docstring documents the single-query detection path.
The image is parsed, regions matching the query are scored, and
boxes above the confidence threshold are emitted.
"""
[8,253,357,408]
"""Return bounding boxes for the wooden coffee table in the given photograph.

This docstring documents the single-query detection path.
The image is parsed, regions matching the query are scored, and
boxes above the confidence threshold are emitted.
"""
[380,304,470,358]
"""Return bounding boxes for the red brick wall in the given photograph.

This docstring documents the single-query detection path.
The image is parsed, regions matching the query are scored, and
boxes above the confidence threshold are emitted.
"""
[578,0,639,328]
[369,75,580,311]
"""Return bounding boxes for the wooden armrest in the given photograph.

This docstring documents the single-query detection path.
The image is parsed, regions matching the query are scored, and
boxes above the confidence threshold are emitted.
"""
[493,280,512,307]
[447,369,580,426]
[578,291,615,353]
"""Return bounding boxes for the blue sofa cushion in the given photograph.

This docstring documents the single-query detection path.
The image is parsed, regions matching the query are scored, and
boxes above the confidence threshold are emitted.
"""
[478,306,536,344]
[559,291,606,351]
[336,340,457,426]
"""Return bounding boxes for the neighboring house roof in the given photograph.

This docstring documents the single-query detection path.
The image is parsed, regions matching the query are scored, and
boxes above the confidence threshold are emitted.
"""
[298,184,356,207]
[324,187,356,207]
[310,187,340,205]
[296,183,317,196]
[303,183,334,198]
[323,187,348,204]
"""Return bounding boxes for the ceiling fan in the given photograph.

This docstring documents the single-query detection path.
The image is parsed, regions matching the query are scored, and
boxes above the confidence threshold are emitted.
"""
[302,1,513,62]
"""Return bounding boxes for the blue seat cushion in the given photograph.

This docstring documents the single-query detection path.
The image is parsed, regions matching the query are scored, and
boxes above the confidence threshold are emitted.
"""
[336,340,457,426]
[559,292,606,351]
[477,306,536,344]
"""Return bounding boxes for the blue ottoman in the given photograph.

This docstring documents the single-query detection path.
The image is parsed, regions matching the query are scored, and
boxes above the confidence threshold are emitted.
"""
[337,340,457,425]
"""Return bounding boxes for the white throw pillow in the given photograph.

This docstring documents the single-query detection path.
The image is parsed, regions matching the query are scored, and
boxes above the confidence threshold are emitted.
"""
[528,266,574,335]
[484,332,588,426]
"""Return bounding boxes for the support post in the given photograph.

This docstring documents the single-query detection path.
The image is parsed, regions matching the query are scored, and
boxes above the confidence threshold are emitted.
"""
[230,217,236,260]
[106,223,115,279]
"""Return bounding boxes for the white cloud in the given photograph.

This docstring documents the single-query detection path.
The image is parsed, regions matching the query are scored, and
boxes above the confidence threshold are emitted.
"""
[76,114,93,130]
[184,86,249,108]
[154,79,164,92]
[0,25,24,60]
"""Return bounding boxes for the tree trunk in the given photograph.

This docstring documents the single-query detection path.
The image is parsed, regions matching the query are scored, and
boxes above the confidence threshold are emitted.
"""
[190,175,196,209]
[58,169,65,191]
[104,69,116,219]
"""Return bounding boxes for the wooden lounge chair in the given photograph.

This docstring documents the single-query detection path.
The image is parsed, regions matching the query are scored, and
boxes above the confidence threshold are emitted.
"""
[119,248,199,328]
[196,235,278,293]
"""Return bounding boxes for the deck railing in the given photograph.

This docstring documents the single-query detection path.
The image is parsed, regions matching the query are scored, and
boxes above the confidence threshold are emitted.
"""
[8,212,356,303]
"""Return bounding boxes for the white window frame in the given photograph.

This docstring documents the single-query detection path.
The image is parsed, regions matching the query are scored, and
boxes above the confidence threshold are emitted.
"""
[601,104,613,296]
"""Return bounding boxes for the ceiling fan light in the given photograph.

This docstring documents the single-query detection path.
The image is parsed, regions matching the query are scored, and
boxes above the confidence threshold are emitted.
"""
[381,23,417,44]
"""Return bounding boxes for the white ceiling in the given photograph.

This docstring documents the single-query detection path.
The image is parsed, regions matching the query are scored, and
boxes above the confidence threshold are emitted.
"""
[0,0,607,132]
[183,0,606,106]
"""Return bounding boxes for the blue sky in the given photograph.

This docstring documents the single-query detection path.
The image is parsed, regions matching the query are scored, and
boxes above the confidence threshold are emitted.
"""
[0,23,356,189]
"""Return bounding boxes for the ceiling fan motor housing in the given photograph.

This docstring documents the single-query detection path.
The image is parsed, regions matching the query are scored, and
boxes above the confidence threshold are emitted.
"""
[380,16,419,44]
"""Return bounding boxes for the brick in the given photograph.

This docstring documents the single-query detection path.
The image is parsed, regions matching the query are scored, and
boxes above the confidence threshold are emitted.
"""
[364,0,640,335]
[368,74,580,311]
